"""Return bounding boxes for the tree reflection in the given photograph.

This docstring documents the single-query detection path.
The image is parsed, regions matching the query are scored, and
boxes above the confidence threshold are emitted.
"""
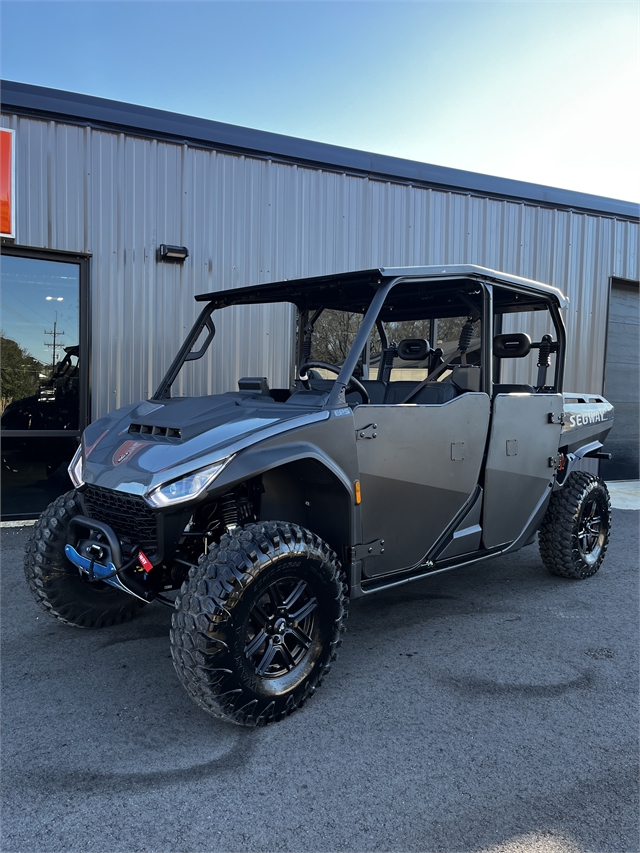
[1,336,79,430]
[1,336,46,413]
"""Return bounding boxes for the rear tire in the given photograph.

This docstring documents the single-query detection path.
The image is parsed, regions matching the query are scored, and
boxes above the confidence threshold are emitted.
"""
[24,490,146,627]
[170,521,347,727]
[538,472,611,579]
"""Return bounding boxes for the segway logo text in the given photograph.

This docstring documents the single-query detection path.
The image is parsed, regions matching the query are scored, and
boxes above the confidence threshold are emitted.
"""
[568,411,606,428]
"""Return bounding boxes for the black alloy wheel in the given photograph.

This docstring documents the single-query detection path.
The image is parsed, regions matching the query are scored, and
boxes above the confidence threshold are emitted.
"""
[577,495,606,566]
[244,578,318,680]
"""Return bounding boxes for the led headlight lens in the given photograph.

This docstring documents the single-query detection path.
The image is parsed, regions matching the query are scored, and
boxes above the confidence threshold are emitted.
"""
[146,456,234,508]
[68,445,84,488]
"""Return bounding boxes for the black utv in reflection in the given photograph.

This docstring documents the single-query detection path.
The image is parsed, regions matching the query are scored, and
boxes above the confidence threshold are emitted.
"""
[25,266,614,726]
[2,345,80,495]
[2,344,80,432]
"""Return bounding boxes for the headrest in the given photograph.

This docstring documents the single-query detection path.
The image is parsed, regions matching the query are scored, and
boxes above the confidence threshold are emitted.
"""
[493,333,531,359]
[397,339,430,361]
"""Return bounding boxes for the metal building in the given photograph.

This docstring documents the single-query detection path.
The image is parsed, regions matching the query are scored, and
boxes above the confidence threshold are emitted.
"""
[1,80,638,519]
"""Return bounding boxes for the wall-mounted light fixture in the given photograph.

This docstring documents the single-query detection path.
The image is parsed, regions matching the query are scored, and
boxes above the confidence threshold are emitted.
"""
[158,244,189,262]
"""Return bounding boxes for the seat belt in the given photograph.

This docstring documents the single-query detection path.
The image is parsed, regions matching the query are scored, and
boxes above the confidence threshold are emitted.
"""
[400,349,461,404]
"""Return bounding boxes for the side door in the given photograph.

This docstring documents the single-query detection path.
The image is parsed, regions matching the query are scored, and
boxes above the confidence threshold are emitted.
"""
[353,393,490,577]
[482,393,563,548]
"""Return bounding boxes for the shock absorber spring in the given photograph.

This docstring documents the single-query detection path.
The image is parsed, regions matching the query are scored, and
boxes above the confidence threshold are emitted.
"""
[457,319,475,365]
[301,324,313,365]
[536,334,552,388]
[458,319,475,353]
[221,492,239,530]
[380,345,397,382]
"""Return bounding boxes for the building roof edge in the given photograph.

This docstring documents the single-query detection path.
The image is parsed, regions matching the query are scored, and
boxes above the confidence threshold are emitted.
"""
[2,80,639,221]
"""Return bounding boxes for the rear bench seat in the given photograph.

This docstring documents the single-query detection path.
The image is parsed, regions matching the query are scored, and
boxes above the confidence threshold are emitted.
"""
[493,384,535,394]
[301,371,473,405]
[344,379,457,405]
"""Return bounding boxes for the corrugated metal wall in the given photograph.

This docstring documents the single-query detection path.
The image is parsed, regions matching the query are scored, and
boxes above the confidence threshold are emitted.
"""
[2,113,638,420]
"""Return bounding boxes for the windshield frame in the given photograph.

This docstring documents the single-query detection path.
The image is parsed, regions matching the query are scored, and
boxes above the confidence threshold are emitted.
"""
[152,302,217,400]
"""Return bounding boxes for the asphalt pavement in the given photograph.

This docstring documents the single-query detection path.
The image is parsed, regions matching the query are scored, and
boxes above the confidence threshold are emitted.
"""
[1,511,638,853]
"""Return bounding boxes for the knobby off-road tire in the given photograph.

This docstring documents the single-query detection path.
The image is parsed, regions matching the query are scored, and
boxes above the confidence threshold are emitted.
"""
[170,521,347,727]
[24,490,146,627]
[539,472,611,579]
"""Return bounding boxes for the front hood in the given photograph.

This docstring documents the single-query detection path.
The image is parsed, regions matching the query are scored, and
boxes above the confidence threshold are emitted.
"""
[81,394,329,495]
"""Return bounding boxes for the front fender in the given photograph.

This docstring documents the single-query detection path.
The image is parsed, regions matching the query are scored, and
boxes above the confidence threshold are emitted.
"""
[206,415,361,561]
[214,441,355,503]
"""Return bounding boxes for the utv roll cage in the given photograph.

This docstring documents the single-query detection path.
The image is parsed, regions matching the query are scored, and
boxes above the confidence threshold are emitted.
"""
[152,265,568,404]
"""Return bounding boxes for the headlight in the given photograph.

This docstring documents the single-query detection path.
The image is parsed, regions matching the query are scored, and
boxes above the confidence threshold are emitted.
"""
[145,456,234,508]
[68,445,84,488]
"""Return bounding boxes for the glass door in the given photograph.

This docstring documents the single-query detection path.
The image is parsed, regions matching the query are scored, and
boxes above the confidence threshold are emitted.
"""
[1,250,89,518]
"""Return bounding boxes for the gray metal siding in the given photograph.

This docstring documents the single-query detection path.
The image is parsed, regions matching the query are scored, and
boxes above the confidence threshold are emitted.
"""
[4,79,638,220]
[2,113,638,421]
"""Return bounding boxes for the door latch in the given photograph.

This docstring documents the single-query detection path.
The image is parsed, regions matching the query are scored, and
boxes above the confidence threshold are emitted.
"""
[548,412,565,425]
[356,423,378,440]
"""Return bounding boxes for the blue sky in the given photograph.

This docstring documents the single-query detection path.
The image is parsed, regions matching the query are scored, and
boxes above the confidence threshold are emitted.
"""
[1,1,639,202]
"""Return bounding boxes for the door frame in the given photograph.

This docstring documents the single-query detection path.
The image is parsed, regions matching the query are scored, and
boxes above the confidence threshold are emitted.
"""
[1,245,91,520]
[1,244,92,438]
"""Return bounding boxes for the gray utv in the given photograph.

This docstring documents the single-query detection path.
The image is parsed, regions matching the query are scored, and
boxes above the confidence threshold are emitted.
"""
[25,265,614,726]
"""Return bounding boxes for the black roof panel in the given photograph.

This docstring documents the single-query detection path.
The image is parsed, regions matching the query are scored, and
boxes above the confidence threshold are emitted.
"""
[195,264,569,317]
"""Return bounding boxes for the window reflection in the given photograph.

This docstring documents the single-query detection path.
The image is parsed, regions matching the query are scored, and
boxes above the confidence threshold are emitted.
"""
[1,256,80,430]
[1,436,77,517]
[1,342,80,429]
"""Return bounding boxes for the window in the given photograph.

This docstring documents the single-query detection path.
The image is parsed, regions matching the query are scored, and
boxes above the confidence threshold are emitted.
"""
[1,250,89,518]
[372,274,483,387]
[307,308,383,380]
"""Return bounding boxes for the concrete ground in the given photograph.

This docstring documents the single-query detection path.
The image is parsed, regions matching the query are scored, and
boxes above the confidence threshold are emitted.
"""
[606,480,640,511]
[1,510,638,853]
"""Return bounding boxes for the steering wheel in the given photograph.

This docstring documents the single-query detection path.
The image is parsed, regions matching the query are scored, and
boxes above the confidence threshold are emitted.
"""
[299,361,370,405]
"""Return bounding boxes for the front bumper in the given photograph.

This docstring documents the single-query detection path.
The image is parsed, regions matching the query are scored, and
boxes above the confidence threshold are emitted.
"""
[65,514,150,602]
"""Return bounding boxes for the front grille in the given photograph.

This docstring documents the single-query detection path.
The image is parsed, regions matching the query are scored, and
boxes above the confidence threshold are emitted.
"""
[82,485,158,551]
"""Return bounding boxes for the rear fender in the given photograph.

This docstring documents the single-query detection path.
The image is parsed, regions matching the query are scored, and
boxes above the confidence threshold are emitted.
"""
[554,440,605,490]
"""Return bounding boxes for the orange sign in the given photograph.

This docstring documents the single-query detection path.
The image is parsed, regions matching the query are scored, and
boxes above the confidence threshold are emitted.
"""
[1,128,15,237]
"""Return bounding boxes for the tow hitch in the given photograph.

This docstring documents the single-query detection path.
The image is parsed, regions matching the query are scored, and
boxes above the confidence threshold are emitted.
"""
[64,542,117,580]
[64,516,150,602]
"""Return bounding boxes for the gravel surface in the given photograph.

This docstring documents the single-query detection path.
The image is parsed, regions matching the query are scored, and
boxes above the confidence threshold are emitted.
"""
[1,511,638,853]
